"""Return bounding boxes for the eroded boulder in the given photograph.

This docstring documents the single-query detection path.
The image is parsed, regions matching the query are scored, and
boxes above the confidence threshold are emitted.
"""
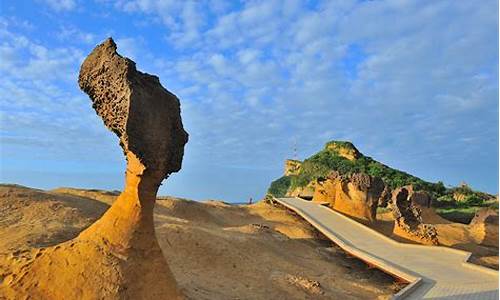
[391,187,438,245]
[1,38,188,299]
[312,171,385,222]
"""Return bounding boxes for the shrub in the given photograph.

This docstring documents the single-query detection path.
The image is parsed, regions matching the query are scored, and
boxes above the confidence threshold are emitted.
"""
[267,176,292,197]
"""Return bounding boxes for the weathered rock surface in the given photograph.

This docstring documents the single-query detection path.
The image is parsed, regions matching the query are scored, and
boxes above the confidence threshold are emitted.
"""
[324,141,361,161]
[284,159,302,176]
[312,171,385,222]
[79,38,188,174]
[469,208,499,248]
[402,185,432,208]
[378,185,392,208]
[0,38,188,299]
[391,187,438,245]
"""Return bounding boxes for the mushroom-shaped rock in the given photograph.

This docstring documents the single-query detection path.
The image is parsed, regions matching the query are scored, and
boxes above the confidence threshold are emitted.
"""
[312,171,385,222]
[0,38,188,299]
[78,38,188,178]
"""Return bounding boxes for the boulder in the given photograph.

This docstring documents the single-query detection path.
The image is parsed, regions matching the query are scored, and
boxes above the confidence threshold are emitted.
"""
[312,171,385,222]
[391,187,438,245]
[410,190,432,208]
[1,38,188,299]
[469,208,499,248]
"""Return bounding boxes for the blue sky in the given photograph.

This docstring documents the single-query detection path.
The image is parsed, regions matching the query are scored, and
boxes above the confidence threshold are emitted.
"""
[0,0,498,202]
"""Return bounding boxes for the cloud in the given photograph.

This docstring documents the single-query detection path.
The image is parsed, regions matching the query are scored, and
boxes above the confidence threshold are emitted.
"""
[0,19,117,165]
[58,26,96,44]
[41,0,77,11]
[1,0,498,199]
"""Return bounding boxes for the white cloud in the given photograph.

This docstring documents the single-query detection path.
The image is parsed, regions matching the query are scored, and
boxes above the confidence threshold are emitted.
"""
[58,26,96,44]
[2,0,498,198]
[41,0,77,11]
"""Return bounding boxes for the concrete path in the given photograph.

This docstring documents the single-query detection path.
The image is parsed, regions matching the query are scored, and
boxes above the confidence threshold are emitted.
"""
[275,197,499,299]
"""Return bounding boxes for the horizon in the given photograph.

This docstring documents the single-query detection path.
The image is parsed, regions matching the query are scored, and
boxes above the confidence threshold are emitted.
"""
[1,0,498,202]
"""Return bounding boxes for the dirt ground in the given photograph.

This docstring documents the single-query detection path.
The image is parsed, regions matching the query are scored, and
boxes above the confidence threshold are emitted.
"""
[0,184,402,299]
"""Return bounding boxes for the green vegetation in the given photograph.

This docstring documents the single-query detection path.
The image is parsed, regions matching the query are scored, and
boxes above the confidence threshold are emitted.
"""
[267,140,497,222]
[268,140,446,198]
[376,206,392,214]
[432,184,498,222]
[267,176,292,198]
[295,149,441,192]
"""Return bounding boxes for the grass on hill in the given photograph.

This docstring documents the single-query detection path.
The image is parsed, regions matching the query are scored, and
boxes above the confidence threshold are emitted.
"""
[268,140,498,222]
[433,190,498,223]
[268,141,446,198]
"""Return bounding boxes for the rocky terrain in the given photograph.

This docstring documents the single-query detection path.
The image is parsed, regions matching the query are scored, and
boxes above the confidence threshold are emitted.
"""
[0,39,404,299]
[0,184,402,299]
[269,141,498,268]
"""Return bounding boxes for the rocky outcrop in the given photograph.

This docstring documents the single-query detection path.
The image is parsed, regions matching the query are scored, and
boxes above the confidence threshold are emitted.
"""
[401,185,432,208]
[288,181,316,199]
[325,141,361,161]
[391,187,438,245]
[1,38,188,299]
[284,159,302,176]
[312,171,385,222]
[378,185,392,208]
[469,208,499,248]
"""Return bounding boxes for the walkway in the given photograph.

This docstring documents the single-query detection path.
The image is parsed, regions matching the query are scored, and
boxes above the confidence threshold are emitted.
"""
[274,197,499,299]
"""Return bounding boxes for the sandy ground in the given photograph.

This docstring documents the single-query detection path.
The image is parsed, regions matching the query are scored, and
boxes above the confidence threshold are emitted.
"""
[0,185,402,299]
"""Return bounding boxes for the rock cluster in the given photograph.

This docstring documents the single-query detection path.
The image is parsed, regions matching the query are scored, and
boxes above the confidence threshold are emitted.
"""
[1,38,188,299]
[390,187,438,245]
[312,171,385,222]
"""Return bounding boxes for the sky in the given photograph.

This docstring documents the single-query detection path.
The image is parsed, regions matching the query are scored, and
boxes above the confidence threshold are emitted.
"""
[0,0,498,202]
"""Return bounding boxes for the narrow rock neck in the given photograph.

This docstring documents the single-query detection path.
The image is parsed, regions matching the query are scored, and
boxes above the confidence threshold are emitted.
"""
[78,152,163,250]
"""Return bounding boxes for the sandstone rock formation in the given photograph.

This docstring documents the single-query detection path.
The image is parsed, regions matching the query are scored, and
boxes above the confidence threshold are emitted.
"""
[312,171,385,222]
[469,208,499,248]
[324,141,361,161]
[402,185,432,208]
[391,187,438,245]
[0,38,188,299]
[378,185,392,208]
[284,159,302,176]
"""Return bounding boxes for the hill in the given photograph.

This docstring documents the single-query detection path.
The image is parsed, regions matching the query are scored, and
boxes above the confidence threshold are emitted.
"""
[269,141,446,198]
[268,140,497,223]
